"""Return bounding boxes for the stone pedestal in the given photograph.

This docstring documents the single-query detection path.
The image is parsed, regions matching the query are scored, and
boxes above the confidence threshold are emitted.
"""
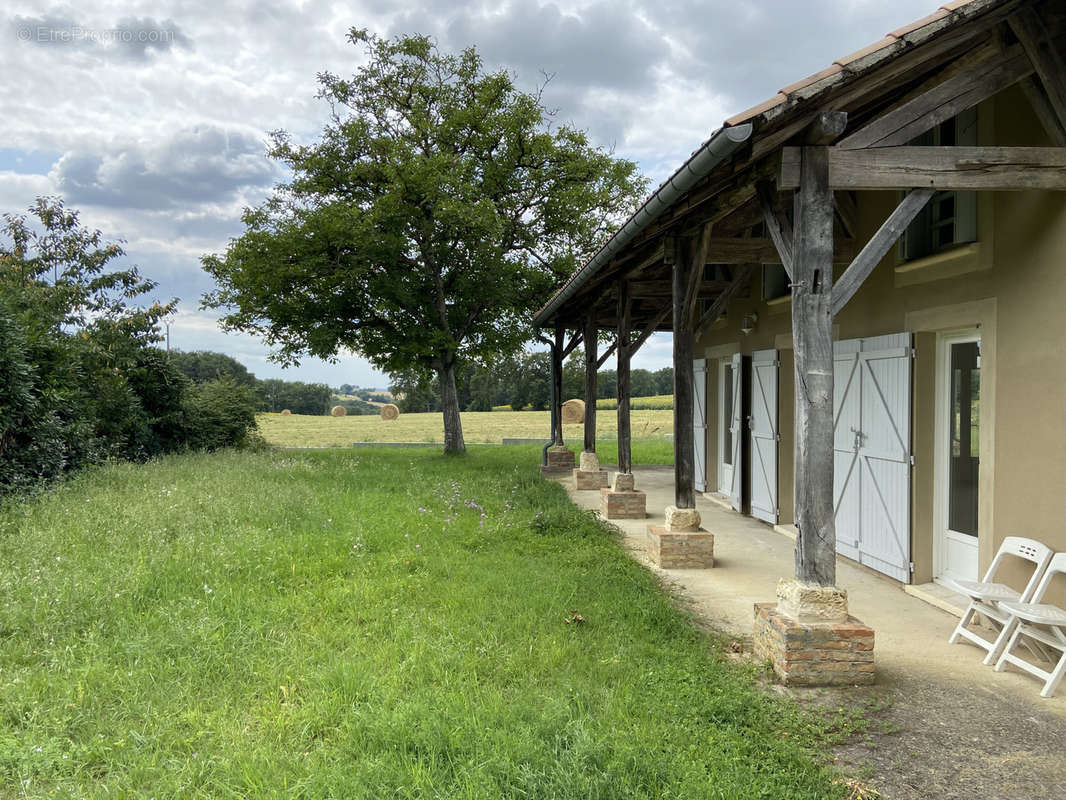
[540,445,575,476]
[646,527,714,568]
[573,450,608,489]
[601,488,646,518]
[576,469,609,489]
[646,505,713,568]
[753,603,875,686]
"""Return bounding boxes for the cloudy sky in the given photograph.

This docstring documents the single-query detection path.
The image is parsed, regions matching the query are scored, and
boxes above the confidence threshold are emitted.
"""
[1,0,940,388]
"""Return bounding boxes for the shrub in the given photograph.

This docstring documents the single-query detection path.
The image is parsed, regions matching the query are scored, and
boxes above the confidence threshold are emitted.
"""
[182,377,259,451]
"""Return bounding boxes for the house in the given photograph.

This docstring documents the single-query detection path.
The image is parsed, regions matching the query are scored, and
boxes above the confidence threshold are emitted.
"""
[534,0,1066,620]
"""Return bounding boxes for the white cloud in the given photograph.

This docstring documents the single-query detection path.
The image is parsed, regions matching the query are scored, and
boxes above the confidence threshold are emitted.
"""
[0,0,942,385]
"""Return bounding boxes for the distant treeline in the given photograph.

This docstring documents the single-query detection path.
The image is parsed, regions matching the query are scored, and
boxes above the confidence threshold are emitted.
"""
[389,349,673,413]
[168,351,383,416]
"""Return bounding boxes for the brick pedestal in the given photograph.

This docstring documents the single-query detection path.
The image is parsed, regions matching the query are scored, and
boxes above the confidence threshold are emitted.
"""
[646,526,715,568]
[753,602,875,686]
[575,469,609,489]
[540,446,575,476]
[600,488,646,518]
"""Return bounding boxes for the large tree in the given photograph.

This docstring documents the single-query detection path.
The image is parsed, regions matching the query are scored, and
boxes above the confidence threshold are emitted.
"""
[203,30,645,453]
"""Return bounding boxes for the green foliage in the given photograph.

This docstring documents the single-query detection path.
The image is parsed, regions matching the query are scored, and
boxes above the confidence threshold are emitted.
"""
[203,31,646,451]
[260,378,332,415]
[0,448,844,797]
[168,349,259,389]
[182,377,260,450]
[0,198,256,495]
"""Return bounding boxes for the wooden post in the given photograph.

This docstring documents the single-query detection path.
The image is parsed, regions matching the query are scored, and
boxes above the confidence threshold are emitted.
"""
[792,144,837,587]
[672,236,696,509]
[617,282,632,475]
[583,313,598,454]
[551,324,565,446]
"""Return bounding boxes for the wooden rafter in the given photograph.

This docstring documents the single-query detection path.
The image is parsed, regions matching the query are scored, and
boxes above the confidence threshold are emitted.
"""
[837,45,1033,149]
[683,224,714,329]
[1011,6,1066,137]
[780,146,1066,191]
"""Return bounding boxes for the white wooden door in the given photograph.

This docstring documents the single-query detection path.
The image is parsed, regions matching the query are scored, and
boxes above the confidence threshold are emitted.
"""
[717,354,742,510]
[693,359,707,493]
[833,333,913,582]
[934,331,981,585]
[749,349,778,524]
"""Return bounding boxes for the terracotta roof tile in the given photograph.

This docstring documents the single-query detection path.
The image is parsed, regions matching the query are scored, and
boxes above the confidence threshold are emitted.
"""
[724,93,788,127]
[778,63,844,96]
[834,35,899,68]
[939,0,979,11]
[889,8,951,38]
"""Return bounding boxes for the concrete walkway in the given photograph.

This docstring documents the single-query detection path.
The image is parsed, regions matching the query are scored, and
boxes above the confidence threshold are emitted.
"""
[559,466,1066,800]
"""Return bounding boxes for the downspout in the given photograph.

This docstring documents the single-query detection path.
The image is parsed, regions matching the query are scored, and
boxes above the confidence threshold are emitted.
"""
[536,332,558,466]
[534,122,753,328]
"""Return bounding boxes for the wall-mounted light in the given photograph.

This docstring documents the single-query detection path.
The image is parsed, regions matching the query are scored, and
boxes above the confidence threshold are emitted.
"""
[741,311,759,335]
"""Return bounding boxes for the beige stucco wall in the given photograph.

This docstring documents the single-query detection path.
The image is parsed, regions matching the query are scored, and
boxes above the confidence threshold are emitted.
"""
[696,85,1066,598]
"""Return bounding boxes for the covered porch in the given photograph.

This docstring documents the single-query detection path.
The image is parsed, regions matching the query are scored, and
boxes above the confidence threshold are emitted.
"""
[553,464,1066,794]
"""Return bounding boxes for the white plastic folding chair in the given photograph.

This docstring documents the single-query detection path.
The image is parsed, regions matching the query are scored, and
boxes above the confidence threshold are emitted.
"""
[947,536,1053,665]
[994,553,1066,698]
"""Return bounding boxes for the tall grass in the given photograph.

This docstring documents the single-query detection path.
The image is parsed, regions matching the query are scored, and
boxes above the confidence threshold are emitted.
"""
[0,449,842,798]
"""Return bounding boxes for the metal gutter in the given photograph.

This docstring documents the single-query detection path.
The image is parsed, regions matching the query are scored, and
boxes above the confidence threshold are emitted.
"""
[533,122,753,328]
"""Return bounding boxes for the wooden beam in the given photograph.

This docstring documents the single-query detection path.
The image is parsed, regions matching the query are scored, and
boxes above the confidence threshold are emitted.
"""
[837,46,1033,149]
[792,145,837,587]
[683,223,713,329]
[1011,7,1066,137]
[583,314,597,454]
[780,146,1066,191]
[834,191,859,239]
[631,306,671,354]
[617,282,632,475]
[694,263,757,337]
[672,237,696,510]
[562,331,583,359]
[831,189,935,317]
[1020,75,1066,146]
[551,325,565,445]
[805,111,848,145]
[596,338,617,369]
[628,279,730,299]
[757,181,794,278]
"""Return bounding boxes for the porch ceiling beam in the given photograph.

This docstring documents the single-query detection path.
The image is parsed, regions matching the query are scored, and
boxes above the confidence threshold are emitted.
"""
[837,46,1033,150]
[757,181,794,278]
[628,279,730,298]
[1010,7,1066,138]
[780,146,1066,191]
[831,189,935,317]
[694,263,757,338]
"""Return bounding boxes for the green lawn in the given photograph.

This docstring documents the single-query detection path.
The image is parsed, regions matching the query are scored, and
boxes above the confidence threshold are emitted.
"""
[0,448,843,798]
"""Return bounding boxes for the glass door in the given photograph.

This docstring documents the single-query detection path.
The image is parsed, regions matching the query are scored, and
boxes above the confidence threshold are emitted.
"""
[935,330,981,584]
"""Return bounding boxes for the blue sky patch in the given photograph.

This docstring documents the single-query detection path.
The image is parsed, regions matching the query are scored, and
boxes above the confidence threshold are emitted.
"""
[0,148,59,175]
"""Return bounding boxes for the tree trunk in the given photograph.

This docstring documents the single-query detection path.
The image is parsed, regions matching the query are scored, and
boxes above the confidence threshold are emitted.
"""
[437,357,466,455]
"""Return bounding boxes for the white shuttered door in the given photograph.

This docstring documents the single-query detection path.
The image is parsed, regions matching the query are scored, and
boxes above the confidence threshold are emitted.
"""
[728,353,743,511]
[749,349,778,524]
[833,333,913,582]
[693,359,707,493]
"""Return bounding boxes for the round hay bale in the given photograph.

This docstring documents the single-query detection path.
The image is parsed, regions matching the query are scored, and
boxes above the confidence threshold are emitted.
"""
[280,409,292,416]
[561,398,585,424]
[380,403,400,421]
[331,405,348,417]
